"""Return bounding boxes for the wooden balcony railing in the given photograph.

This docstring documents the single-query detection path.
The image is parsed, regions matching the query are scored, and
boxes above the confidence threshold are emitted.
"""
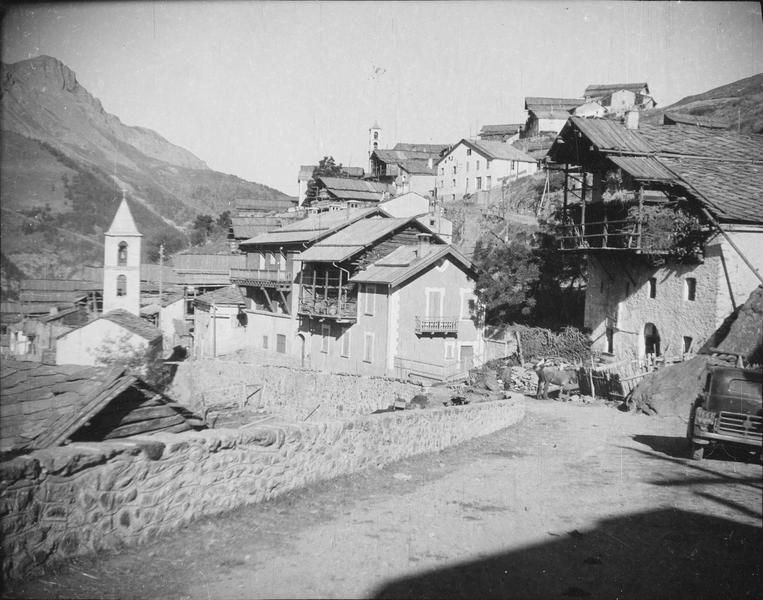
[415,316,459,335]
[557,219,668,254]
[230,268,292,289]
[298,297,358,322]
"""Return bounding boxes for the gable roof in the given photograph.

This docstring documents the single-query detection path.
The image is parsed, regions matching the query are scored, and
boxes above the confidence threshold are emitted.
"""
[478,124,522,137]
[524,97,583,111]
[297,216,441,263]
[662,112,731,130]
[241,206,385,246]
[194,285,246,308]
[585,82,649,96]
[441,139,537,164]
[315,177,392,202]
[393,143,451,154]
[350,244,475,287]
[1,360,203,455]
[100,309,162,341]
[298,165,365,182]
[106,197,141,237]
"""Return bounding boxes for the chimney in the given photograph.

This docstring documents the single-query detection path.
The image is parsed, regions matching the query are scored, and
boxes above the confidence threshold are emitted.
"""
[415,233,431,258]
[625,110,640,130]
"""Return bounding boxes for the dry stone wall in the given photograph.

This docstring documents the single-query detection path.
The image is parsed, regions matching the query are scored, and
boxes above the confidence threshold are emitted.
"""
[1,397,524,580]
[168,359,423,420]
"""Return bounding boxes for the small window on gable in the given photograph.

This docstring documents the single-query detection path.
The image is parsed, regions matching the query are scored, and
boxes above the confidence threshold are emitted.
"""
[466,148,472,156]
[683,336,693,353]
[476,160,480,171]
[116,275,127,297]
[648,278,657,299]
[321,324,330,353]
[685,278,696,301]
[118,242,128,266]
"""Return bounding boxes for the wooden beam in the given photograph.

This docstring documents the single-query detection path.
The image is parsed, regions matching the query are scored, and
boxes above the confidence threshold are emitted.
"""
[278,289,291,315]
[261,286,276,313]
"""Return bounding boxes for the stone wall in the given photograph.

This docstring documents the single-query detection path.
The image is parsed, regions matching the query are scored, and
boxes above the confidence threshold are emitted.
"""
[1,397,524,580]
[167,359,423,420]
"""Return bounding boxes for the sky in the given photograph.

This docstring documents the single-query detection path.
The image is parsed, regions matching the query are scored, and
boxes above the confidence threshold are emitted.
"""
[2,1,763,196]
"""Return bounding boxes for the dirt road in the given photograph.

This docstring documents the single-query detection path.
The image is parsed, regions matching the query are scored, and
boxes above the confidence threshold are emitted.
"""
[6,398,762,599]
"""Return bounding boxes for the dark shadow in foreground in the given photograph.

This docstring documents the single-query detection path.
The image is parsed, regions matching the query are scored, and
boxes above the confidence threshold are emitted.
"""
[633,434,762,464]
[371,508,762,600]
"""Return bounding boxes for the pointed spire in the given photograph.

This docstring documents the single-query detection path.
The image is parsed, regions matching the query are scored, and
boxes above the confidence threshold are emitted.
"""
[106,191,141,236]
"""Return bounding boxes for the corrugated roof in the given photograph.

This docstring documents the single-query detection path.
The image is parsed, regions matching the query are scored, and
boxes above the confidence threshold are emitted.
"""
[585,82,648,96]
[19,290,88,304]
[607,156,677,181]
[99,309,162,341]
[350,244,474,287]
[297,217,411,262]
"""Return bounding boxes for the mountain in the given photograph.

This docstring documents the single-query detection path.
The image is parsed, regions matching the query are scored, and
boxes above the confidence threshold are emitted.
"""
[641,73,763,133]
[1,55,294,282]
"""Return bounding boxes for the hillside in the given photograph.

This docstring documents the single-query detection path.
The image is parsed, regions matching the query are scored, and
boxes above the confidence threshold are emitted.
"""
[0,55,294,280]
[641,72,763,133]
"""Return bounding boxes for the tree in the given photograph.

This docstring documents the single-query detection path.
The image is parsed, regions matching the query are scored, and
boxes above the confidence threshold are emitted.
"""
[93,333,171,390]
[303,155,344,207]
[191,214,215,246]
[146,228,188,263]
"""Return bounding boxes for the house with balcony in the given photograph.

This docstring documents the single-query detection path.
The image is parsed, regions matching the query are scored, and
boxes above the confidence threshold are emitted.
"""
[548,114,763,360]
[295,219,482,381]
[435,139,538,202]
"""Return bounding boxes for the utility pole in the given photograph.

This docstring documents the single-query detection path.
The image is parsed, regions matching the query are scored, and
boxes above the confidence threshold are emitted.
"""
[158,243,164,328]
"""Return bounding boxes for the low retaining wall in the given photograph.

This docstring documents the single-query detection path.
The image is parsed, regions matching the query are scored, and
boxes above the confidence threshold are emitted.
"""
[168,359,423,420]
[1,397,524,580]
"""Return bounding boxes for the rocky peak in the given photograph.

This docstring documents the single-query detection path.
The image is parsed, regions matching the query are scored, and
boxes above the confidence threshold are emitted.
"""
[2,55,80,94]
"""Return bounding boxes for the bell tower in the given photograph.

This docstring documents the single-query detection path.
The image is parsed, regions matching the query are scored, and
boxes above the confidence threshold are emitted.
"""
[103,191,142,315]
[368,121,382,172]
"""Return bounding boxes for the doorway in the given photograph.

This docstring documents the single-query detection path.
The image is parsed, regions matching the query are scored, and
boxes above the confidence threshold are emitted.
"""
[644,323,661,357]
[459,345,474,371]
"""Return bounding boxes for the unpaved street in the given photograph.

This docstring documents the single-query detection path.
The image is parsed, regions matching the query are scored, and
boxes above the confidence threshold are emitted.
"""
[6,398,762,599]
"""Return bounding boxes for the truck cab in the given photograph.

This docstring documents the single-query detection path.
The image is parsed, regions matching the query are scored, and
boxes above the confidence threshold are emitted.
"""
[687,366,763,460]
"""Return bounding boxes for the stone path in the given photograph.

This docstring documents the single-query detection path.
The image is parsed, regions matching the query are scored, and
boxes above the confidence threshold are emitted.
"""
[6,399,762,599]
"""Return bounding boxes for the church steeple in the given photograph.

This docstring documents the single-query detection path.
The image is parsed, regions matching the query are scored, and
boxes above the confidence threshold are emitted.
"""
[103,191,142,315]
[368,121,382,172]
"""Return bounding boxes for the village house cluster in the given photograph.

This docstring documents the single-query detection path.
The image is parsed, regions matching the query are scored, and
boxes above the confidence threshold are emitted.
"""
[2,80,762,385]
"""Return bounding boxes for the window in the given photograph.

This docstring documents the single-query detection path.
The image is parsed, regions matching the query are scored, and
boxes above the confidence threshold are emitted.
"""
[460,290,476,319]
[510,160,515,170]
[606,327,614,354]
[486,160,491,170]
[117,242,128,266]
[486,176,491,188]
[262,335,269,349]
[476,177,482,190]
[235,311,247,328]
[373,131,378,140]
[364,284,376,315]
[685,278,696,301]
[276,334,286,353]
[321,324,331,353]
[465,178,469,192]
[363,332,374,363]
[682,336,693,354]
[258,253,266,270]
[440,167,444,176]
[116,275,127,297]
[476,160,480,171]
[426,288,443,317]
[453,166,457,175]
[373,142,378,150]
[452,179,456,189]
[444,341,456,360]
[466,148,472,156]
[648,278,657,299]
[278,252,286,271]
[340,330,350,358]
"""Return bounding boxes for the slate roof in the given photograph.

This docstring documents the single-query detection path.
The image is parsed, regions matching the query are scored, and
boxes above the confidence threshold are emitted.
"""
[393,143,451,154]
[172,253,245,273]
[298,165,365,182]
[20,279,101,292]
[0,360,203,455]
[99,309,162,342]
[442,139,536,165]
[663,112,731,129]
[194,286,246,307]
[350,244,475,287]
[106,197,141,236]
[524,97,583,111]
[298,217,412,262]
[231,216,292,239]
[584,82,649,96]
[549,116,763,224]
[234,198,295,212]
[478,124,522,137]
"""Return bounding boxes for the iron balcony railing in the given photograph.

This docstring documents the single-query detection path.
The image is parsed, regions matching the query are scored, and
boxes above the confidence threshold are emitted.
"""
[230,268,292,288]
[415,316,459,335]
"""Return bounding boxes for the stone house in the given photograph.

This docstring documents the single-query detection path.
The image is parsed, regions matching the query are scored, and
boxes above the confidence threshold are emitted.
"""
[297,165,364,207]
[548,114,763,360]
[55,309,162,366]
[435,139,538,202]
[582,82,656,115]
[369,143,451,197]
[192,286,247,358]
[379,192,454,244]
[522,97,583,138]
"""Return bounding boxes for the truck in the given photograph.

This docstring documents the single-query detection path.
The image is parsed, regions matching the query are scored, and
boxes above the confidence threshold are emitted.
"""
[687,366,762,461]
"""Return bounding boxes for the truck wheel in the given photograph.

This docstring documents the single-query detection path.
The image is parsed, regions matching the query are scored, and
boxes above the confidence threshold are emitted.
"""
[690,443,705,461]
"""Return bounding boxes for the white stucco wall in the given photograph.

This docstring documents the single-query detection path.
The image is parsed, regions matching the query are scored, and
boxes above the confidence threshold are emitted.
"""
[56,320,151,366]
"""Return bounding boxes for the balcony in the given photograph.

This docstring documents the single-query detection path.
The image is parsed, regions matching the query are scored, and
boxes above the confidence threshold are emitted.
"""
[415,316,459,335]
[557,219,669,254]
[298,297,358,322]
[230,268,292,290]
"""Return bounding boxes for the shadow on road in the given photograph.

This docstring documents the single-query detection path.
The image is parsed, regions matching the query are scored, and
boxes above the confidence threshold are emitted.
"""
[632,434,689,459]
[371,508,762,600]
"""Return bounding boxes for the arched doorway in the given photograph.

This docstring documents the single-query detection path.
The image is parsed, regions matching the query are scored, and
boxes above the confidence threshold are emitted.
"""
[644,323,661,357]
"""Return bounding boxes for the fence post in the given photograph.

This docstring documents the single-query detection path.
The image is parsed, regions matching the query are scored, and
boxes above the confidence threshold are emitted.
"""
[515,330,524,365]
[588,356,595,397]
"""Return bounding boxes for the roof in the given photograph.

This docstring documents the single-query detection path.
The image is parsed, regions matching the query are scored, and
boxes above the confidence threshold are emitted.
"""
[140,264,178,285]
[231,215,294,239]
[172,253,245,272]
[636,123,762,160]
[393,143,451,154]
[234,198,294,212]
[663,112,731,130]
[524,97,583,111]
[315,177,392,202]
[194,286,246,307]
[297,217,411,262]
[531,110,576,121]
[1,360,203,455]
[478,124,522,137]
[350,244,475,287]
[444,139,536,164]
[19,290,88,304]
[20,279,101,292]
[585,82,649,96]
[397,158,437,175]
[241,207,383,246]
[106,197,141,237]
[98,309,162,341]
[298,165,365,182]
[607,156,677,182]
